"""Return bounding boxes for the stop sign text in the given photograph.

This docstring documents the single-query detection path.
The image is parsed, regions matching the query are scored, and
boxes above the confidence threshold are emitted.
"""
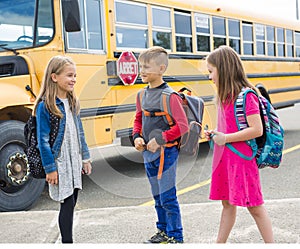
[117,51,139,85]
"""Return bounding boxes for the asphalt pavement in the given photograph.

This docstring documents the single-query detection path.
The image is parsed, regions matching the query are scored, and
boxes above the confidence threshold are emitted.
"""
[0,198,299,244]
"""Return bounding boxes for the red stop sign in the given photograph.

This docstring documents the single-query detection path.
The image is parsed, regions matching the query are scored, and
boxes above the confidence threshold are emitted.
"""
[117,51,138,85]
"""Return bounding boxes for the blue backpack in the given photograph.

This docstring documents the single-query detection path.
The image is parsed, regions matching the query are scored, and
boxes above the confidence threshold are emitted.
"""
[226,88,284,169]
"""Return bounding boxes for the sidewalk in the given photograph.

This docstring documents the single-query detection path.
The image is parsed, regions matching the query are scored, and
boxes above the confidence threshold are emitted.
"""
[0,198,299,244]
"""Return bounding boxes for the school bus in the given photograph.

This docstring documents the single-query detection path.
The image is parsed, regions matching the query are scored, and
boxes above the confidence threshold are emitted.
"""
[0,0,299,211]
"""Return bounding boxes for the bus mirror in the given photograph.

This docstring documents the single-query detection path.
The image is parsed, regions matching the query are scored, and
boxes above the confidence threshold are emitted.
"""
[62,0,81,32]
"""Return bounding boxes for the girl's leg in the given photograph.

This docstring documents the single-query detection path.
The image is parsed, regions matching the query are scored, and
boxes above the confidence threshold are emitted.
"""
[216,200,237,243]
[247,205,274,243]
[58,189,79,243]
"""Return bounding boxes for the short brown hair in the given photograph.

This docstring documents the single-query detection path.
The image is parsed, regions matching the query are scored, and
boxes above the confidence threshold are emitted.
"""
[138,46,168,68]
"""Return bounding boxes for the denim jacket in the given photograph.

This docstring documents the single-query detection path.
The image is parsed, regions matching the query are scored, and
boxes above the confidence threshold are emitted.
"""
[36,98,90,174]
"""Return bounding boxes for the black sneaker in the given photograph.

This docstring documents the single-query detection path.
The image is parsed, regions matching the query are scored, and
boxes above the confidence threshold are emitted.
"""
[144,230,169,244]
[167,237,184,244]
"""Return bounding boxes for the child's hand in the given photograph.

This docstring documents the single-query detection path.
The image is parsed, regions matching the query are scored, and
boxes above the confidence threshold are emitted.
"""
[147,138,160,153]
[204,129,214,140]
[46,171,58,185]
[204,125,214,140]
[82,161,92,175]
[211,130,227,146]
[134,137,146,152]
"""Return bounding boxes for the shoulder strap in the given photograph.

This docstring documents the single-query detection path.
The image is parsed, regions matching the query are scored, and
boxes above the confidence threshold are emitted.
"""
[160,88,177,126]
[235,88,258,130]
[226,87,257,160]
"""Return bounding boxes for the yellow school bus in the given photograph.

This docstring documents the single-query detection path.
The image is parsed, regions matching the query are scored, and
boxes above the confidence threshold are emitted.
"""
[0,0,299,211]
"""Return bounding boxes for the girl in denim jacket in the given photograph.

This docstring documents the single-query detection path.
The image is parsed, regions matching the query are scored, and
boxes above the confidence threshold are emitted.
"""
[33,55,92,243]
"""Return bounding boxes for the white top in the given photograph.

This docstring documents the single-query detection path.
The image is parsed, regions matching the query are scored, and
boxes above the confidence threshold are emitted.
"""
[49,98,82,202]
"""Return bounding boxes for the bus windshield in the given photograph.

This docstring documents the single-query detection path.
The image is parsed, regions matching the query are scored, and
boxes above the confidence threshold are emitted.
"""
[0,0,54,52]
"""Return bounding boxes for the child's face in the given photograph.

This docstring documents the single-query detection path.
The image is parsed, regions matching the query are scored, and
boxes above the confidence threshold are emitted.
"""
[139,59,165,84]
[207,62,219,87]
[52,64,76,98]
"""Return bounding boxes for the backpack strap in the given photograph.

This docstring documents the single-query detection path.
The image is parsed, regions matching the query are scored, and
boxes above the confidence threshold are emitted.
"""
[225,88,257,160]
[160,89,177,126]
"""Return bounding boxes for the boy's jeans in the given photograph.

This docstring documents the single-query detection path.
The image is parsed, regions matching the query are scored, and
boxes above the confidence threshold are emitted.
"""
[143,146,183,242]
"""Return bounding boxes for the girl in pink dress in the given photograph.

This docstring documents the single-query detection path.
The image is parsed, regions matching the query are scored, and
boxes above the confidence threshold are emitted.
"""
[204,46,274,243]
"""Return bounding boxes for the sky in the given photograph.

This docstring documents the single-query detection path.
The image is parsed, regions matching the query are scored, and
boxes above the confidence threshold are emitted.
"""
[224,0,299,21]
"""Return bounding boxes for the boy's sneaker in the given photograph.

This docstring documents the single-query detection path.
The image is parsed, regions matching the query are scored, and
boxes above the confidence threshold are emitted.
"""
[144,230,169,244]
[167,237,184,244]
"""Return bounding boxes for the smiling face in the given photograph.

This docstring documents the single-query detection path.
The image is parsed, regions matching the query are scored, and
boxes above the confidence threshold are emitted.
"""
[139,58,166,87]
[138,47,168,88]
[51,64,76,98]
[206,62,219,87]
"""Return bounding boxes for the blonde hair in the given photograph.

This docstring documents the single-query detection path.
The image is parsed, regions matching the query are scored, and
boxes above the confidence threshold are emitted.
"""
[206,45,257,104]
[138,46,169,68]
[33,55,80,117]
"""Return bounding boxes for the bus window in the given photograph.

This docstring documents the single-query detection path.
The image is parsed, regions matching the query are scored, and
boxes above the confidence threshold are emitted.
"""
[86,0,104,50]
[0,0,53,50]
[286,29,294,57]
[276,27,285,57]
[36,1,54,45]
[256,24,265,55]
[267,26,275,56]
[195,13,210,52]
[296,32,300,57]
[67,0,104,51]
[152,6,172,50]
[115,0,148,49]
[212,16,226,49]
[175,11,192,52]
[228,19,240,54]
[242,22,254,55]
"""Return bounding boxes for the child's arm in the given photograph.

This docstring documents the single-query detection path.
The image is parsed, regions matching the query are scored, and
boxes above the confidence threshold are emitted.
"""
[225,114,263,143]
[36,103,58,185]
[212,114,263,145]
[212,93,263,145]
[132,94,145,151]
[159,94,189,144]
[36,103,57,174]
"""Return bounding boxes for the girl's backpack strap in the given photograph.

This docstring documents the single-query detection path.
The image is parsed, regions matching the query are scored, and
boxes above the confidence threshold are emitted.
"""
[226,142,257,160]
[226,87,258,160]
[235,88,258,130]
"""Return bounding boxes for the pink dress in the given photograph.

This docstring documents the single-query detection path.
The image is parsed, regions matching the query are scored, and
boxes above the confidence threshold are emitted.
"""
[209,92,264,207]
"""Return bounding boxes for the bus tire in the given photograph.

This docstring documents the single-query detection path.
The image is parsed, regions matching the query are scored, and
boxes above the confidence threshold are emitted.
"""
[0,120,45,212]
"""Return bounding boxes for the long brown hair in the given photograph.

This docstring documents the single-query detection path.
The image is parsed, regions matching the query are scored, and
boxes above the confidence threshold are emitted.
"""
[33,55,80,117]
[206,45,258,104]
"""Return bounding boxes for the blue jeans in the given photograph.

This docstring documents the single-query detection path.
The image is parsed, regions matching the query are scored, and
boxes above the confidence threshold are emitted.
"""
[143,146,183,242]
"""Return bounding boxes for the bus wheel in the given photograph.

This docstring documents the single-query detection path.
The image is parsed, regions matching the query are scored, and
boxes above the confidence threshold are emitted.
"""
[0,120,45,211]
